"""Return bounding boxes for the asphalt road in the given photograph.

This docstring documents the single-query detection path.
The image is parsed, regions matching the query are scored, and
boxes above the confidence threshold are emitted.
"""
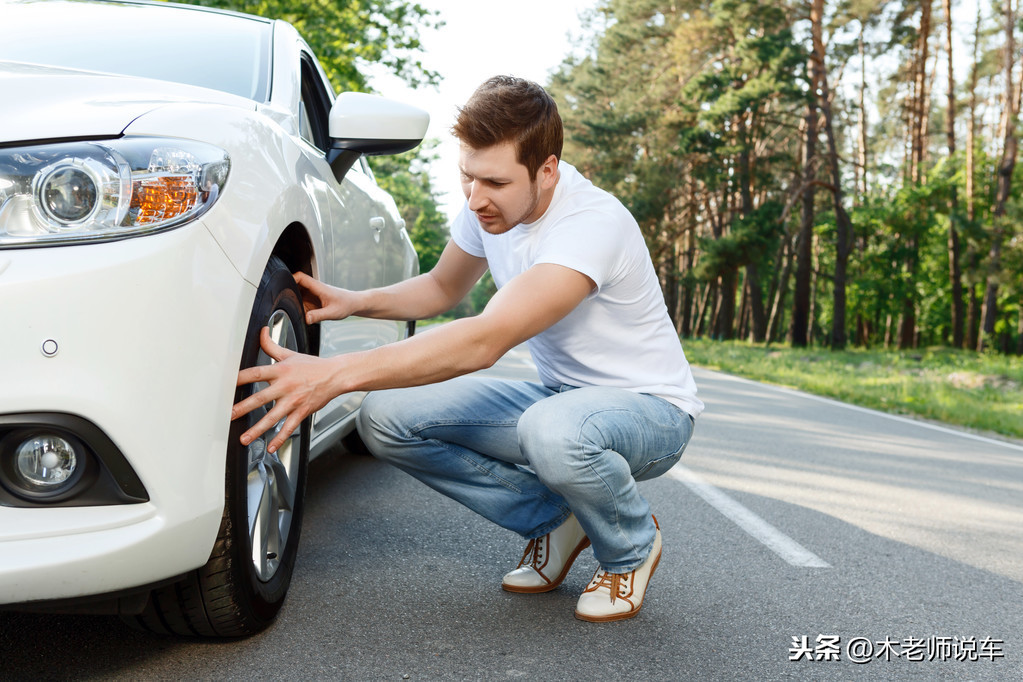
[2,344,1022,681]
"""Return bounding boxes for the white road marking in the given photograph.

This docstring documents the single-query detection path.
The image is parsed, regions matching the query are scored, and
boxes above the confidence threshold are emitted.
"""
[667,465,831,568]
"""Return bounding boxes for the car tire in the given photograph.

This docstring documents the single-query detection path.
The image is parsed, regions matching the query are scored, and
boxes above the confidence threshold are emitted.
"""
[123,256,310,637]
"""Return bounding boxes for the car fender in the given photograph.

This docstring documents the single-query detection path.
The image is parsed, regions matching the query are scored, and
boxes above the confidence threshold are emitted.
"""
[123,103,329,286]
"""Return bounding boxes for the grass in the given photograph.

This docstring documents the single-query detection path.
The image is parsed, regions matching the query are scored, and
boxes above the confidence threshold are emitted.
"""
[681,339,1023,441]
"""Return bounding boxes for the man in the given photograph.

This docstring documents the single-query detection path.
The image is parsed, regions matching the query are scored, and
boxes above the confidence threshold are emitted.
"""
[233,76,703,622]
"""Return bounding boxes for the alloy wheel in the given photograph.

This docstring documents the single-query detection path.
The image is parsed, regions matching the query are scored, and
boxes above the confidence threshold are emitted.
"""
[245,309,302,581]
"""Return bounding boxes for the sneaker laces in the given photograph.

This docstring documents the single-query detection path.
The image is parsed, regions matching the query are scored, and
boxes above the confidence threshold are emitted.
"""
[587,569,632,603]
[516,536,548,571]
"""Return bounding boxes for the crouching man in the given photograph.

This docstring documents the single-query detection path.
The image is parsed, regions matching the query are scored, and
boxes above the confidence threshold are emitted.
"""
[233,75,703,621]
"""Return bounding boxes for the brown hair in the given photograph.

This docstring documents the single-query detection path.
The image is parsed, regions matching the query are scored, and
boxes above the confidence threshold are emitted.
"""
[452,75,563,178]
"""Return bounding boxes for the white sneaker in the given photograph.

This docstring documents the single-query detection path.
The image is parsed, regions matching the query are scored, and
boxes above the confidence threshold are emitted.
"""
[574,516,661,622]
[502,513,590,593]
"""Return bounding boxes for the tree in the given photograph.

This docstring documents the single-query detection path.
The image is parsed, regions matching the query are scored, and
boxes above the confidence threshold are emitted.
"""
[544,0,1022,353]
[943,0,965,348]
[548,0,704,330]
[791,37,819,348]
[550,0,804,341]
[979,0,1020,350]
[809,0,855,350]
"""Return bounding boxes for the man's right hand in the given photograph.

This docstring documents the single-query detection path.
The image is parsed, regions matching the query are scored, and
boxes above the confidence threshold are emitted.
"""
[293,271,357,324]
[290,241,489,328]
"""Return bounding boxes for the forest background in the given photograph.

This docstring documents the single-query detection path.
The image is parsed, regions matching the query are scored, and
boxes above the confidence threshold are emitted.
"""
[180,0,1021,437]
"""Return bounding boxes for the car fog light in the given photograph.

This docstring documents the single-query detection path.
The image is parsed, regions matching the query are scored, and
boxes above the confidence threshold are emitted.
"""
[9,432,84,494]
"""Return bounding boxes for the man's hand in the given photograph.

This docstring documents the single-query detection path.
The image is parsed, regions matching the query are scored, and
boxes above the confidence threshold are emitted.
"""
[232,326,339,453]
[293,271,357,324]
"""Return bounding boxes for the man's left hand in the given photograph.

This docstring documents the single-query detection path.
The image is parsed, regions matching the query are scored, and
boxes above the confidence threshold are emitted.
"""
[232,326,337,453]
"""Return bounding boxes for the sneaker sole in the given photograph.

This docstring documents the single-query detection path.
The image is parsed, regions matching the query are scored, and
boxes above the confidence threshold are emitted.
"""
[502,537,591,594]
[572,547,661,622]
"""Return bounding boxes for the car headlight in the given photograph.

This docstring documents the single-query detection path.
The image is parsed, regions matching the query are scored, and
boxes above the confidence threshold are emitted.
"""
[0,137,229,248]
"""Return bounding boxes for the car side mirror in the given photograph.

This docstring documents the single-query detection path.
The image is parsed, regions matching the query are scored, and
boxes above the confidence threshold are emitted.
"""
[327,92,429,181]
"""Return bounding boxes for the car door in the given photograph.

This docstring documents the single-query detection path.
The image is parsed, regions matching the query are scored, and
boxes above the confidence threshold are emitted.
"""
[358,158,421,295]
[295,52,403,435]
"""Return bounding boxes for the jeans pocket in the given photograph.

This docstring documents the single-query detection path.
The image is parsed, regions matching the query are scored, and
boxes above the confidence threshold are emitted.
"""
[632,445,686,482]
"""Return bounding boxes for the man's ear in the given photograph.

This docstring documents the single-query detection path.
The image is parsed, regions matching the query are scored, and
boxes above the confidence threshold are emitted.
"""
[537,154,559,189]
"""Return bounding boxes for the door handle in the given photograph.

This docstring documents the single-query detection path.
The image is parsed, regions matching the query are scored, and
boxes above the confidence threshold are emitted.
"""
[370,216,385,243]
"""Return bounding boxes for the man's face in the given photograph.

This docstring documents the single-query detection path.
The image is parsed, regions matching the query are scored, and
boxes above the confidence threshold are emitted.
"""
[458,141,544,235]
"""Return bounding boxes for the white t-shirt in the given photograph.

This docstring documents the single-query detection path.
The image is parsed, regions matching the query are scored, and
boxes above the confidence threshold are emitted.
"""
[450,162,703,418]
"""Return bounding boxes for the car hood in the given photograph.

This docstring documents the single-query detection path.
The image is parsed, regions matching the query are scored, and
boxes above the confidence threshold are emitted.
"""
[0,61,256,145]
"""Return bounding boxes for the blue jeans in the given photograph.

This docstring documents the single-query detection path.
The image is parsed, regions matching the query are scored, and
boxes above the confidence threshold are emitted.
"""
[357,376,695,573]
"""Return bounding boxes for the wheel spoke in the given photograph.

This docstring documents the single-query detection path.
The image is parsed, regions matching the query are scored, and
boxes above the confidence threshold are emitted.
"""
[267,310,298,353]
[248,464,274,578]
[244,304,303,582]
[269,452,296,513]
[269,312,292,350]
[263,471,282,576]
[274,427,301,490]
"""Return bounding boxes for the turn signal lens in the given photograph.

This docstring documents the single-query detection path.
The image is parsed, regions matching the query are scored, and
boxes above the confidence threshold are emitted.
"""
[133,176,199,225]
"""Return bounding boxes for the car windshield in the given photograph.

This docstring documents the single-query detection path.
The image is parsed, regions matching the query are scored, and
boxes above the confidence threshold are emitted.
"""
[0,0,272,101]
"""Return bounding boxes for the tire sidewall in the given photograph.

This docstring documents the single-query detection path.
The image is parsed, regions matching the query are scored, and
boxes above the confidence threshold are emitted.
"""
[227,256,310,622]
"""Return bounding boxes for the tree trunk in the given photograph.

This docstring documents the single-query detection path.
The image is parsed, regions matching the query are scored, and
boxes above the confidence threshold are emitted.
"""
[911,0,932,185]
[944,0,965,348]
[896,0,933,349]
[809,233,821,346]
[966,2,982,350]
[714,270,738,340]
[738,276,750,341]
[738,129,767,342]
[980,0,1019,351]
[694,281,713,338]
[858,21,869,197]
[899,238,919,349]
[791,52,820,348]
[745,262,767,341]
[811,0,852,349]
[767,231,796,343]
[1018,289,1023,355]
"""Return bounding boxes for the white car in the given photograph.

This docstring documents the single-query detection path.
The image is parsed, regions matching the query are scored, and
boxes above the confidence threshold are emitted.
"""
[0,0,428,636]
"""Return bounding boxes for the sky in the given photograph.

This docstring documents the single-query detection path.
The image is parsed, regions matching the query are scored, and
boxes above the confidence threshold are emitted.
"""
[368,0,599,220]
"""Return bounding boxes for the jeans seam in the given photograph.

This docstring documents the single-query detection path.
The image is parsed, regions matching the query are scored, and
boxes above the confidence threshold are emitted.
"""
[408,419,520,433]
[419,436,527,498]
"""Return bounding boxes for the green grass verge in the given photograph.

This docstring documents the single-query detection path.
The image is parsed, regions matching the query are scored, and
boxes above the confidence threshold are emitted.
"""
[682,339,1023,441]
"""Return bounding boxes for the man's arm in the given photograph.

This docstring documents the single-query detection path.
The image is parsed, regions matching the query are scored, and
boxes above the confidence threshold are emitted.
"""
[232,261,595,453]
[298,240,489,324]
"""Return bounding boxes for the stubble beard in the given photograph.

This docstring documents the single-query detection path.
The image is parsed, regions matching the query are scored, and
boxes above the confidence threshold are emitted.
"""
[481,181,541,235]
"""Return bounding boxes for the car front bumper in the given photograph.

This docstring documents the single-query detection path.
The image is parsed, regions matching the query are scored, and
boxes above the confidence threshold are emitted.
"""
[0,223,254,604]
